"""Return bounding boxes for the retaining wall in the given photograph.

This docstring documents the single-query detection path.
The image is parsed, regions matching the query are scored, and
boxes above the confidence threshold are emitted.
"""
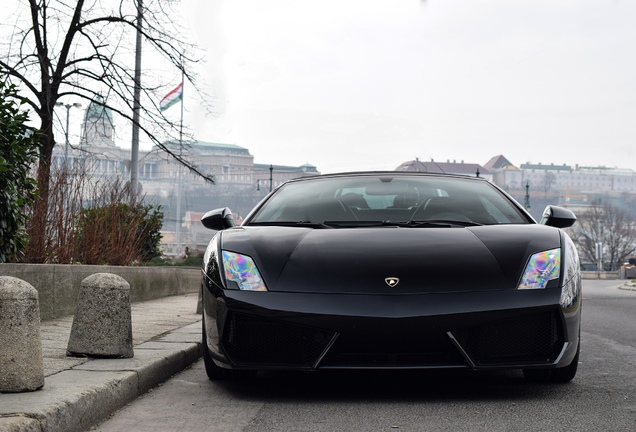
[0,264,200,320]
[581,270,620,280]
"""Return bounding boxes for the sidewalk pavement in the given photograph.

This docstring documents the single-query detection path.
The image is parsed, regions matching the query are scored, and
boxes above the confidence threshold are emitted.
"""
[0,293,203,432]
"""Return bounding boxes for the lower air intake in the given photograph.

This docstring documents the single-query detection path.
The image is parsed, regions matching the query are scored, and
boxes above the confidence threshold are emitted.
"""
[451,309,564,366]
[321,349,466,368]
[223,312,335,367]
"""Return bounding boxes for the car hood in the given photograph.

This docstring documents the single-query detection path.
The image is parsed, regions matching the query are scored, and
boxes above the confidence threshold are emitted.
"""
[220,224,561,294]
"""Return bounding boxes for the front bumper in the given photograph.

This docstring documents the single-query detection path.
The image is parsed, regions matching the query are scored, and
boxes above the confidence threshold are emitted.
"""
[202,279,581,371]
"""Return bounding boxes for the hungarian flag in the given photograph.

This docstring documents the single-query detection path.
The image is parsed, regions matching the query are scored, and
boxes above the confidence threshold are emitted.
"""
[159,83,183,111]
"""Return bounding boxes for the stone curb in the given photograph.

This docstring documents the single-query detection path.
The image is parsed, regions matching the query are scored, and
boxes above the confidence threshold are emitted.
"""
[618,282,636,291]
[0,322,202,432]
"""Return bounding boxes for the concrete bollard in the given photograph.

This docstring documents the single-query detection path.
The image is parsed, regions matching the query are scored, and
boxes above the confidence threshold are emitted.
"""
[66,273,133,358]
[0,276,44,393]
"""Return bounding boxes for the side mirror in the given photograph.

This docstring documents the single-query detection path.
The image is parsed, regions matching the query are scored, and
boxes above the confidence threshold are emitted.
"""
[201,207,236,231]
[540,205,576,228]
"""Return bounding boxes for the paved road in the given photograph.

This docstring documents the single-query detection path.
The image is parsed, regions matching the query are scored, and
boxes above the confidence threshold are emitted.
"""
[90,280,636,431]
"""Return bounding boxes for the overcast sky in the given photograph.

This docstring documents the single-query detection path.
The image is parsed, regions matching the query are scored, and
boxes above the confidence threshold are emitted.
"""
[149,0,636,173]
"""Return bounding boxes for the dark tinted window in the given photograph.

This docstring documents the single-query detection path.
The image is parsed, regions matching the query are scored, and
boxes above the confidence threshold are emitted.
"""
[250,176,530,225]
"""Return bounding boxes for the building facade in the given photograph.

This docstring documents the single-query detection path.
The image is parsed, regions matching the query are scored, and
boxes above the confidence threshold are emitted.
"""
[52,96,320,255]
[396,158,493,182]
[485,155,636,195]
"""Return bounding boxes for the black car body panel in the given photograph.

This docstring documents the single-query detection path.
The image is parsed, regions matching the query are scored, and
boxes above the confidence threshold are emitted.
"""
[219,224,561,294]
[201,172,582,376]
[202,285,580,370]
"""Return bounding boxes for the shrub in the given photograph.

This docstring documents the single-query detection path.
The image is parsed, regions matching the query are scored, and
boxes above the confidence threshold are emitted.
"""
[0,79,40,262]
[76,201,163,266]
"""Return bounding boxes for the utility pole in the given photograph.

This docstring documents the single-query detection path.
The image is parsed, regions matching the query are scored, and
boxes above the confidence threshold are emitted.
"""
[130,0,143,197]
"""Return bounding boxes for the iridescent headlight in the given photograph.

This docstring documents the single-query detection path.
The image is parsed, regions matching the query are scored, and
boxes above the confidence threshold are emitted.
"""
[222,251,267,291]
[518,248,561,289]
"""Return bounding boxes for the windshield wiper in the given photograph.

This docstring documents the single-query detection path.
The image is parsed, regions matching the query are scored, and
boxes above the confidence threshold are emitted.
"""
[248,221,334,229]
[322,220,456,228]
[249,219,483,229]
[251,221,398,229]
[326,220,483,228]
[323,221,388,228]
[407,219,483,227]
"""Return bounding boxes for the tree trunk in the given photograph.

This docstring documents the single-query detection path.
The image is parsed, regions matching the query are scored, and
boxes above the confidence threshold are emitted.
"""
[22,112,55,263]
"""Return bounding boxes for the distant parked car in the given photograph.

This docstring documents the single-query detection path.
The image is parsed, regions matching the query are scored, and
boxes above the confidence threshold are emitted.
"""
[200,171,581,382]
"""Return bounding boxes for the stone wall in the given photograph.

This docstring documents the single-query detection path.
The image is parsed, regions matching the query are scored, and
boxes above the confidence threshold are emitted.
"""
[0,264,200,320]
[581,270,620,280]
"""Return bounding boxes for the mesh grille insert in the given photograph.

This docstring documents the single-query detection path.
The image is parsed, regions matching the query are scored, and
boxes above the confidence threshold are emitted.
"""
[451,309,564,366]
[321,350,466,368]
[223,312,335,367]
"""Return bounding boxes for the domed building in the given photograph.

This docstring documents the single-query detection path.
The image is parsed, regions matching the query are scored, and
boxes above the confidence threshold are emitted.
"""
[52,95,126,175]
[74,95,128,176]
[51,96,320,254]
[80,95,115,148]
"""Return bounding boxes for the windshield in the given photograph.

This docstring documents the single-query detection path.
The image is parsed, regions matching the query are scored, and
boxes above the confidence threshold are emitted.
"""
[249,175,530,226]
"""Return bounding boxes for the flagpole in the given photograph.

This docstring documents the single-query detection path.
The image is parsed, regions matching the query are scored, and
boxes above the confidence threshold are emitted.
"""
[176,65,185,257]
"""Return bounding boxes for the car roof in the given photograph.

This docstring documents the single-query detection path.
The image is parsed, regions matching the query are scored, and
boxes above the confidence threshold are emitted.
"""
[286,171,489,184]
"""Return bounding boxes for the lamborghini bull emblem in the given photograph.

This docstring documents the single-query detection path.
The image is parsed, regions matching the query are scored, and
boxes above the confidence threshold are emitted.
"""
[385,277,400,287]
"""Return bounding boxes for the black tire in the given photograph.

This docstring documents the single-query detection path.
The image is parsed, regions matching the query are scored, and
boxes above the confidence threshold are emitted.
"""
[202,317,257,381]
[523,336,580,383]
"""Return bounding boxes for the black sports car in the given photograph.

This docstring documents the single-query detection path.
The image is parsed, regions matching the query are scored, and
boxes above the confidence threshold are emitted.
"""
[200,172,581,382]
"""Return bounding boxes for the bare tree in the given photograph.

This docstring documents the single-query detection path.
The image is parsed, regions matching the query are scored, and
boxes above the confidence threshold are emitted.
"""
[1,0,214,261]
[570,200,636,271]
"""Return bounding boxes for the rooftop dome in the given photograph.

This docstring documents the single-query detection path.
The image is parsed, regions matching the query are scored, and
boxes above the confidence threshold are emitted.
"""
[84,95,113,122]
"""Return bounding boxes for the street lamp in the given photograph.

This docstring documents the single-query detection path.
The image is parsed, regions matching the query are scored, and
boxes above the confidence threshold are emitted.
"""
[55,102,82,168]
[269,164,273,192]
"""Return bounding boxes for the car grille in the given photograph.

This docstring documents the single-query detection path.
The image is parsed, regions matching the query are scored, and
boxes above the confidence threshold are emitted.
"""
[222,312,335,367]
[320,349,466,368]
[319,327,467,368]
[450,309,564,366]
